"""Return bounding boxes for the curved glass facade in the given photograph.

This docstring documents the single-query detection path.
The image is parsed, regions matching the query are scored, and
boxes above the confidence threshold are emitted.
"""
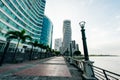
[0,0,46,41]
[40,16,53,48]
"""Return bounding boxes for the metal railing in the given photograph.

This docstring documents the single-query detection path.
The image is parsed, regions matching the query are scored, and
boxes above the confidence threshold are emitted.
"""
[66,56,120,80]
[91,65,120,80]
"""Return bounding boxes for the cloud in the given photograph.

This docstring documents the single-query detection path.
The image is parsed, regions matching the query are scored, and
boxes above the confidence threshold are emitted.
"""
[45,0,120,55]
[89,0,95,5]
[115,15,120,19]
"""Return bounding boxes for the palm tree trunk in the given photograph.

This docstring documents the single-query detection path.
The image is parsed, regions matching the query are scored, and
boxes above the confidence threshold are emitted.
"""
[29,45,33,60]
[0,41,10,66]
[12,39,20,62]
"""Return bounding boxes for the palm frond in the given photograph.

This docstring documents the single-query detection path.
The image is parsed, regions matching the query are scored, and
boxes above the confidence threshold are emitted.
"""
[6,35,17,41]
[5,31,16,37]
[27,40,39,47]
[24,35,32,40]
[27,41,33,45]
[21,29,26,35]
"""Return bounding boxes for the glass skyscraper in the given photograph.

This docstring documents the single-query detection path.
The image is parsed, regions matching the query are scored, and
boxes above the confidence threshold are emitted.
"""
[0,0,46,40]
[40,15,53,48]
[0,0,53,51]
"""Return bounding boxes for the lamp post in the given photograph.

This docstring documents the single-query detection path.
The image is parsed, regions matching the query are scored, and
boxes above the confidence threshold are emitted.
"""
[79,21,89,61]
[69,42,73,63]
[79,21,96,79]
[70,43,72,57]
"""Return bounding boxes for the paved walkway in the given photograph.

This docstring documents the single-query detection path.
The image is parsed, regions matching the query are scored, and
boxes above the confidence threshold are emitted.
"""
[0,56,82,80]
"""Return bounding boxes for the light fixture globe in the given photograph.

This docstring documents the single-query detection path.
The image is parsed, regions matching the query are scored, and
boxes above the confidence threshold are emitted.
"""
[79,21,86,28]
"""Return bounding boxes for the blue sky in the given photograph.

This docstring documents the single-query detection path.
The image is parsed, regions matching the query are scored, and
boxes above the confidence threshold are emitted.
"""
[45,0,120,55]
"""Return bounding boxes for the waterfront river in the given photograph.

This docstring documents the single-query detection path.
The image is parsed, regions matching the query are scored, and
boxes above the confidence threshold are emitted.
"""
[90,56,120,74]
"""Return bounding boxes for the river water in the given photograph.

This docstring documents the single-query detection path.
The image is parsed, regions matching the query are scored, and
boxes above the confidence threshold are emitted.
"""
[90,56,120,74]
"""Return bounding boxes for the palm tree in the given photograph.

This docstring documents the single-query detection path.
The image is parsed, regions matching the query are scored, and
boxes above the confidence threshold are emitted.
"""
[38,43,44,52]
[0,35,17,66]
[47,47,52,57]
[5,29,32,62]
[46,45,50,57]
[42,45,47,51]
[37,43,44,59]
[27,40,39,60]
[41,45,50,58]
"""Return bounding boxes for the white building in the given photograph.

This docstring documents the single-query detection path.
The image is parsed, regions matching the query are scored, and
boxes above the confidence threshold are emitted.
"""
[70,40,79,56]
[54,38,62,51]
[62,20,72,55]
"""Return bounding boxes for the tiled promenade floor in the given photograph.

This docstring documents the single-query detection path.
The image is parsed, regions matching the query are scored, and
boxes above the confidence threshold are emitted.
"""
[0,56,82,80]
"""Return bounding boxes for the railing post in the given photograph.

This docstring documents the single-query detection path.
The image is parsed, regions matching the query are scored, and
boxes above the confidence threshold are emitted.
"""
[103,70,109,80]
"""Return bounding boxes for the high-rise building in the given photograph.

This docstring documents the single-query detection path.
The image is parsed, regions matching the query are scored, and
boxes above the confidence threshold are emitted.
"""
[62,20,72,55]
[54,38,62,51]
[40,15,53,48]
[70,40,79,56]
[0,0,48,51]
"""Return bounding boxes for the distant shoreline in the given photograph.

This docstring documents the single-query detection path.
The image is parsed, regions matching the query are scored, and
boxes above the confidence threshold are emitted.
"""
[89,55,119,57]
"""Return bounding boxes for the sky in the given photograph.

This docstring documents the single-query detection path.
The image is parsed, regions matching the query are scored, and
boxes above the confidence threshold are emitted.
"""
[45,0,120,55]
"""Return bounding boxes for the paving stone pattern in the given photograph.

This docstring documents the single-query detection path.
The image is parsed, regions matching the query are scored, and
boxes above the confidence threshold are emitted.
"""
[0,57,83,80]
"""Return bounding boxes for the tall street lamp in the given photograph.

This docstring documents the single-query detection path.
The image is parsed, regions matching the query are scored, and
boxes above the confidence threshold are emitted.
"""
[79,21,95,79]
[79,21,89,61]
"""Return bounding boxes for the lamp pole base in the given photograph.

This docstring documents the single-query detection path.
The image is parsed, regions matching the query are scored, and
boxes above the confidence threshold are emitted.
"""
[82,60,97,80]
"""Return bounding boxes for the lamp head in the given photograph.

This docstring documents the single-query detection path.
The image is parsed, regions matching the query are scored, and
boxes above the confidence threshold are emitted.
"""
[79,21,86,28]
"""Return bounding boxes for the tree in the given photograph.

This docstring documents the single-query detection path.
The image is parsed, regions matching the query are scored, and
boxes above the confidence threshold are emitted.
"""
[37,43,44,59]
[54,51,60,56]
[41,45,47,58]
[5,29,32,62]
[73,51,81,56]
[0,35,17,66]
[27,40,39,60]
[38,43,44,52]
[46,45,50,52]
[46,45,50,57]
